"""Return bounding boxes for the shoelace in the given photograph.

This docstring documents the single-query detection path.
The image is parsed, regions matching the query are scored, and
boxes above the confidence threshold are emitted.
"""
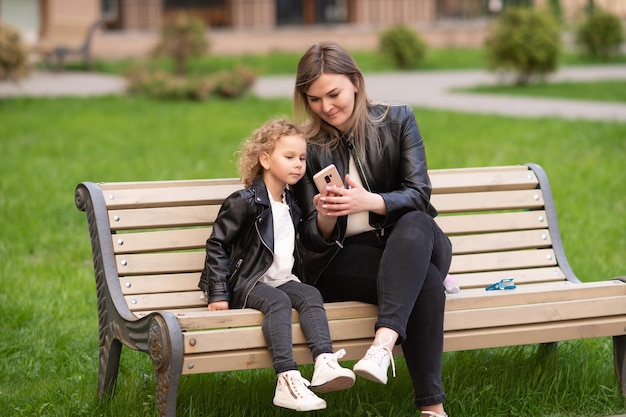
[333,348,347,360]
[318,349,347,370]
[364,344,396,377]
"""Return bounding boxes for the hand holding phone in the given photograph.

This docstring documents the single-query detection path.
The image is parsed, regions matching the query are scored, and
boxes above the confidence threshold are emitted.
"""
[313,164,344,194]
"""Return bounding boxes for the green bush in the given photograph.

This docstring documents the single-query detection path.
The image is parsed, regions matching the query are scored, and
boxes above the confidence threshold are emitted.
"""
[126,61,255,101]
[485,7,561,85]
[213,65,257,98]
[0,19,30,81]
[379,24,427,69]
[152,12,209,76]
[575,9,624,61]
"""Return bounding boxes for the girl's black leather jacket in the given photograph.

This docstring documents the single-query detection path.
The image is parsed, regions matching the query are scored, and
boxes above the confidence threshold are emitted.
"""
[198,177,302,308]
[292,103,437,284]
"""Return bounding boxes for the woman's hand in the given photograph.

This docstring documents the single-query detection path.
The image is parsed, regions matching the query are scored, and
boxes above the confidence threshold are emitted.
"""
[319,174,387,217]
[207,301,229,311]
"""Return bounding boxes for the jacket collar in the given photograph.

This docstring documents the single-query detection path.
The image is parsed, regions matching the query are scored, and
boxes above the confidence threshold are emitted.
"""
[251,176,271,207]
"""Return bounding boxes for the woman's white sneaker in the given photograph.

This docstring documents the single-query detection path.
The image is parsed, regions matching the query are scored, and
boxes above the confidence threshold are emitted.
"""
[353,344,396,384]
[310,349,356,393]
[273,370,327,411]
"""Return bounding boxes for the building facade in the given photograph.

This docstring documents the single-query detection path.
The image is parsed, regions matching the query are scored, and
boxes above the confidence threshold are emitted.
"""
[1,0,624,57]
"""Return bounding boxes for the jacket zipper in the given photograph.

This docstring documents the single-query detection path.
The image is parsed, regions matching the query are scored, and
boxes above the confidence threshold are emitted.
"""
[241,219,273,308]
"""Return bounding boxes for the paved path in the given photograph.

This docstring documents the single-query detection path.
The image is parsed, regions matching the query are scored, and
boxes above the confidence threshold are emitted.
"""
[0,71,127,98]
[254,64,626,122]
[2,65,626,121]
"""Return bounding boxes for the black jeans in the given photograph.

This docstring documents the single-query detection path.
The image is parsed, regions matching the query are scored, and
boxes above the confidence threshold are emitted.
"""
[245,280,334,374]
[315,211,452,407]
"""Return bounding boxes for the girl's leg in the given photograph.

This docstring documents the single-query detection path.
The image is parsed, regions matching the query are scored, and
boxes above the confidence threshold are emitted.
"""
[245,282,298,374]
[278,280,333,359]
[278,280,355,392]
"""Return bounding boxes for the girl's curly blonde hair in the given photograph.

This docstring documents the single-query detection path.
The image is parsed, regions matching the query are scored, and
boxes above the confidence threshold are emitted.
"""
[237,118,304,187]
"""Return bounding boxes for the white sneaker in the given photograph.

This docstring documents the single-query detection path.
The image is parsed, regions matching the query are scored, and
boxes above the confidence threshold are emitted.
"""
[353,344,396,384]
[273,370,327,411]
[422,411,448,417]
[310,349,356,393]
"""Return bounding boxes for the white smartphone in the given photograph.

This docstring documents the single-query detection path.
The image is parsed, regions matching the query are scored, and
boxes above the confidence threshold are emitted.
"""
[313,164,344,193]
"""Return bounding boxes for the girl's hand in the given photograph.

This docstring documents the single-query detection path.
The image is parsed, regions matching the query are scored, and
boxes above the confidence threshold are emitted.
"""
[207,301,229,311]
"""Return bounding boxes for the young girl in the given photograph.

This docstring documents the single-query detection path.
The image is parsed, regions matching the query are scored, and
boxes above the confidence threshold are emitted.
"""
[198,118,355,412]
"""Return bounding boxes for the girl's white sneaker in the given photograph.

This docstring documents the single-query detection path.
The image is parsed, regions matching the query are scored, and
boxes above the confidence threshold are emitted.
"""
[273,370,326,411]
[310,349,356,393]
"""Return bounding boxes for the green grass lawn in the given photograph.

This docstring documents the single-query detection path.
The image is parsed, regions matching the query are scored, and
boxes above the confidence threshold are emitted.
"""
[0,94,625,417]
[458,79,626,103]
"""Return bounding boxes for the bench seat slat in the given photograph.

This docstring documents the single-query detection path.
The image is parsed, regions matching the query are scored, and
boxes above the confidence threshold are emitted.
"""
[109,206,220,231]
[446,280,626,310]
[103,183,243,209]
[435,210,548,235]
[450,249,557,273]
[182,339,391,375]
[452,267,565,289]
[428,165,529,175]
[432,189,544,213]
[445,295,626,331]
[121,273,201,295]
[444,316,626,352]
[142,301,377,331]
[449,229,552,254]
[430,170,537,194]
[126,291,206,311]
[98,178,241,191]
[116,252,204,275]
[184,317,377,354]
[114,228,211,254]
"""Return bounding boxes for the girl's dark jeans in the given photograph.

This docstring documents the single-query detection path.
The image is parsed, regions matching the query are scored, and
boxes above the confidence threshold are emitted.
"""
[245,280,334,375]
[315,211,452,407]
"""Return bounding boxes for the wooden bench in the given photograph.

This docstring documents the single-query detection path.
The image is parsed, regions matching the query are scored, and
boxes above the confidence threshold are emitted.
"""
[33,18,102,70]
[74,163,626,417]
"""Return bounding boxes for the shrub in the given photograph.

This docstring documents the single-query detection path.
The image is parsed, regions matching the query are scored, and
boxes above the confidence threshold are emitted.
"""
[152,12,209,76]
[485,7,561,85]
[126,61,255,101]
[213,65,256,98]
[575,9,624,61]
[379,24,427,69]
[0,19,30,81]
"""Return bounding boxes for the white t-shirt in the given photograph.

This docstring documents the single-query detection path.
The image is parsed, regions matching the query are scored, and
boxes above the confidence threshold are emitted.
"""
[346,156,375,237]
[260,190,300,287]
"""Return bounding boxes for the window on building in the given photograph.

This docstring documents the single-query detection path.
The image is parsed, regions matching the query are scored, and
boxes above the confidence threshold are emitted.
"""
[164,0,229,27]
[277,0,348,26]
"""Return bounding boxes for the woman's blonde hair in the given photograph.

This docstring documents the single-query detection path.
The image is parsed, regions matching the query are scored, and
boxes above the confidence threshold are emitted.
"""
[294,41,384,159]
[237,118,304,187]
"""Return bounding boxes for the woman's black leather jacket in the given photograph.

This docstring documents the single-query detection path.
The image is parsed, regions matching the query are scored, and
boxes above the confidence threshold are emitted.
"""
[198,177,302,308]
[292,103,437,284]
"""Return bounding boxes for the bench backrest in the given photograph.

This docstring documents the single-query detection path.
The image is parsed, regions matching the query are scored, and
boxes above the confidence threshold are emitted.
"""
[38,18,102,50]
[75,164,577,318]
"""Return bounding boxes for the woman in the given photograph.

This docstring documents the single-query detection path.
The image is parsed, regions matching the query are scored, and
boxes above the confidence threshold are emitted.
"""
[292,41,452,417]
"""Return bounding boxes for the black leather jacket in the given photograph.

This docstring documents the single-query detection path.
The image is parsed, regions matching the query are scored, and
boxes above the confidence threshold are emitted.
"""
[292,104,437,284]
[198,177,302,308]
